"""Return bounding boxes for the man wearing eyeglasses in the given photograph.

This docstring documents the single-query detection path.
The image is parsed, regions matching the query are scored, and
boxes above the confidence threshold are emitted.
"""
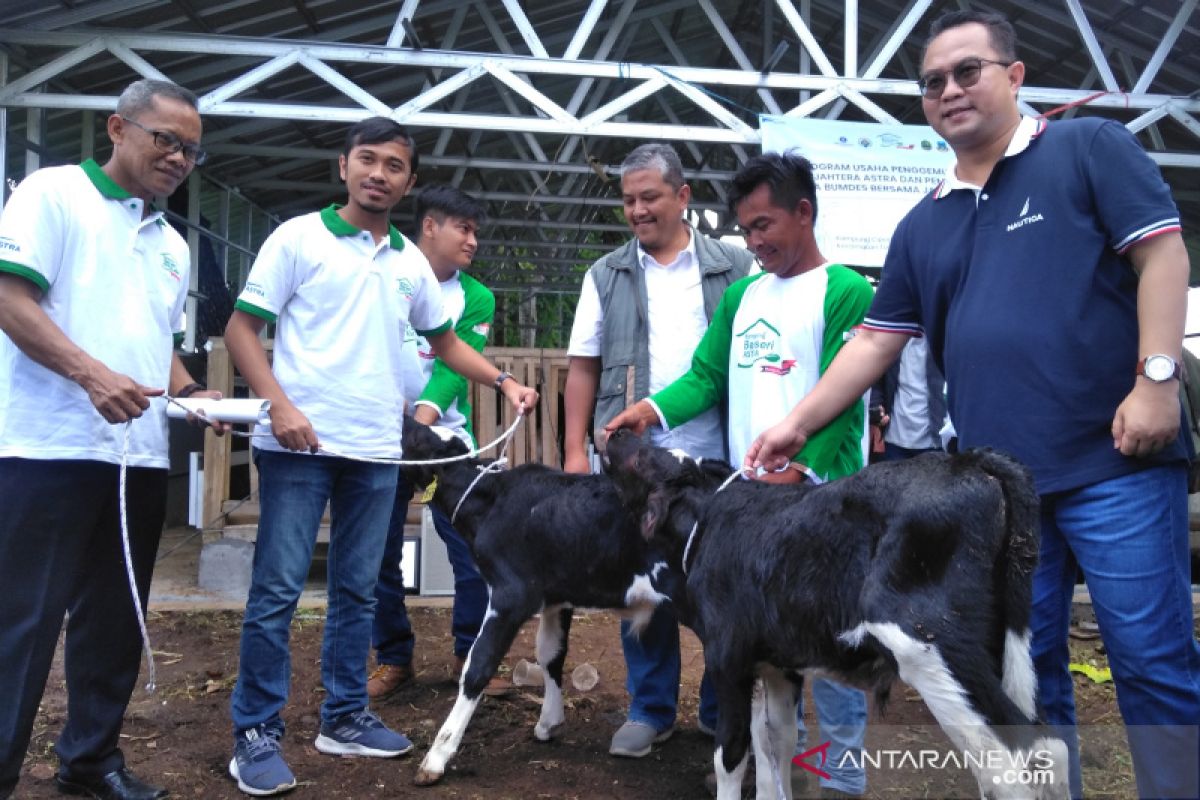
[0,79,220,800]
[746,10,1200,799]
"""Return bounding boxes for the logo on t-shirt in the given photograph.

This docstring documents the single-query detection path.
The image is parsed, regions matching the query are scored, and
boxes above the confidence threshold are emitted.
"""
[160,253,182,281]
[395,277,416,298]
[472,322,491,337]
[0,235,21,255]
[736,318,789,372]
[1006,196,1044,232]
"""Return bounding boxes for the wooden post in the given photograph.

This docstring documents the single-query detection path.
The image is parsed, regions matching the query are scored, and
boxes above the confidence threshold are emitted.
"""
[202,336,233,529]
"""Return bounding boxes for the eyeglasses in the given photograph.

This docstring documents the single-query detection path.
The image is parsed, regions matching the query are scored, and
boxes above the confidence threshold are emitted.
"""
[917,57,1013,100]
[120,116,208,165]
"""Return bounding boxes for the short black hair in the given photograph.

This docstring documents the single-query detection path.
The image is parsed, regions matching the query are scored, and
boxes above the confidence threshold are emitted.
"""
[728,151,818,223]
[343,116,419,173]
[924,10,1017,63]
[415,184,488,236]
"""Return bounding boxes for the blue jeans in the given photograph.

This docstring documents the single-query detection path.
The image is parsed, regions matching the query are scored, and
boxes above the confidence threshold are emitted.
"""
[1032,464,1200,800]
[231,449,398,731]
[796,678,868,795]
[373,476,489,663]
[623,605,718,732]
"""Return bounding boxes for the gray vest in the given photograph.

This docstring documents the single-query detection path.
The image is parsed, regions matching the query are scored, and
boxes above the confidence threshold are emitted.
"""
[588,230,753,442]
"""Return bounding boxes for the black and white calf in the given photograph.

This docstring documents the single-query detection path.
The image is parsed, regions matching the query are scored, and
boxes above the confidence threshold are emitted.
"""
[605,431,1069,800]
[398,420,680,786]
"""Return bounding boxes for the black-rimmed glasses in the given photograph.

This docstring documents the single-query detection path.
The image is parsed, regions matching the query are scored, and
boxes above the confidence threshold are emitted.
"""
[120,116,208,165]
[917,57,1013,100]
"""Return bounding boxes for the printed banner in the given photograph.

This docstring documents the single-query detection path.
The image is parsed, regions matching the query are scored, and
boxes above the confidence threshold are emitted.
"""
[760,115,955,267]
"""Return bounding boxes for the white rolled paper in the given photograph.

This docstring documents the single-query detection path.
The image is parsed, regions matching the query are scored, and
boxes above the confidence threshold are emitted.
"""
[167,398,272,425]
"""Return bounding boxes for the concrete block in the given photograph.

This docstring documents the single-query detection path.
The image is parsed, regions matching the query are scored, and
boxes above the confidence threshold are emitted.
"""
[198,538,255,598]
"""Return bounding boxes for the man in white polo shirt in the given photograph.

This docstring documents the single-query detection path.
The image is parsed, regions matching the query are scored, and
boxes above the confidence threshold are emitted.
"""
[563,143,753,758]
[223,117,537,797]
[0,79,221,800]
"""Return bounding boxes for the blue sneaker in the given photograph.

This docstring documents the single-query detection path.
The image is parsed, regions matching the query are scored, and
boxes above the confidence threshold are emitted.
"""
[314,708,414,757]
[229,724,296,796]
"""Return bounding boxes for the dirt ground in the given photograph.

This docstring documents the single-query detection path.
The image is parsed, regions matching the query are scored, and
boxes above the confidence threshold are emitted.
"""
[17,606,1155,800]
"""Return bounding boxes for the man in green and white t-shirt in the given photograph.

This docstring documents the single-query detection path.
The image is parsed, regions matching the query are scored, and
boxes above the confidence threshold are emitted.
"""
[368,184,513,701]
[607,151,873,797]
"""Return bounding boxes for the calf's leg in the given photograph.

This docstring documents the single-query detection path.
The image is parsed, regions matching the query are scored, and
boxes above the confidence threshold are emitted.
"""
[415,595,538,786]
[709,659,756,800]
[751,666,799,800]
[533,604,573,740]
[862,621,1069,799]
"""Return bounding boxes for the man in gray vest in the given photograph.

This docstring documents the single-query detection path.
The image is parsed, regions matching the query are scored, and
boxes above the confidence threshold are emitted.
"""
[563,143,752,758]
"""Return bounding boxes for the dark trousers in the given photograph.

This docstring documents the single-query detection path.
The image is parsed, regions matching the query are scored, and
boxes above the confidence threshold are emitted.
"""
[373,475,490,663]
[0,458,166,797]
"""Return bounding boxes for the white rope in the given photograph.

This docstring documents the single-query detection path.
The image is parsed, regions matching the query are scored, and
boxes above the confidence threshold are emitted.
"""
[317,412,525,465]
[118,421,157,693]
[117,398,527,694]
[449,411,523,523]
[162,393,524,464]
[681,468,746,577]
[451,457,508,524]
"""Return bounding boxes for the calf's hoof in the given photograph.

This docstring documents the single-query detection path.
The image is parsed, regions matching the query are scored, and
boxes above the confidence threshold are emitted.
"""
[534,721,565,741]
[413,766,443,786]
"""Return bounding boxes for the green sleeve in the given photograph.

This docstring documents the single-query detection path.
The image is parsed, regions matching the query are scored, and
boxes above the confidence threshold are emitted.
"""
[796,266,876,481]
[652,274,764,428]
[418,273,495,415]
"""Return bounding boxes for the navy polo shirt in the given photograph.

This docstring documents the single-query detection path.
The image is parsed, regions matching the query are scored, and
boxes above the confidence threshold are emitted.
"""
[866,116,1186,495]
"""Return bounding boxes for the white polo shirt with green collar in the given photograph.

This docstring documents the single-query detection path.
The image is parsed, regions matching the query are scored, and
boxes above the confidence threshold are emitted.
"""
[0,159,189,468]
[235,205,450,459]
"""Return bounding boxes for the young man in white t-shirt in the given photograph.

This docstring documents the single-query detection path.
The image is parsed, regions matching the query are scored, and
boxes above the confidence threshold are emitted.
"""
[0,79,222,800]
[223,119,536,797]
[367,184,513,700]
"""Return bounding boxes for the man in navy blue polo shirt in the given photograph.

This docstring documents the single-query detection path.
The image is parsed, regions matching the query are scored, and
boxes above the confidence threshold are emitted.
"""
[745,10,1200,799]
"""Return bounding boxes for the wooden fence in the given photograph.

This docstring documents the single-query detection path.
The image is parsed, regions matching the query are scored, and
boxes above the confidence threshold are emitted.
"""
[200,338,570,533]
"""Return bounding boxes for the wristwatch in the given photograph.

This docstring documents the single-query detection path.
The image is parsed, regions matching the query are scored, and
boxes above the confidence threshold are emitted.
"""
[1136,354,1181,383]
[494,370,513,391]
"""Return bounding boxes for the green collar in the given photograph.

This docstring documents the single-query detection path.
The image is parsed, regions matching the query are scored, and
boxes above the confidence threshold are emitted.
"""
[81,159,133,200]
[320,204,404,250]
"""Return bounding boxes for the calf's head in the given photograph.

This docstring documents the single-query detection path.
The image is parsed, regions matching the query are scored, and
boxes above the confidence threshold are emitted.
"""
[604,430,732,553]
[400,418,474,491]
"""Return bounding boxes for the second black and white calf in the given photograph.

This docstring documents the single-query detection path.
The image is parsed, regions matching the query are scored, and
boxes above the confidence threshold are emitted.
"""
[398,420,679,786]
[605,431,1069,800]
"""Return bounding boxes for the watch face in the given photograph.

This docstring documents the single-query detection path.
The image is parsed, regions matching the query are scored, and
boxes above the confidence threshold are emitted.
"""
[1145,355,1175,381]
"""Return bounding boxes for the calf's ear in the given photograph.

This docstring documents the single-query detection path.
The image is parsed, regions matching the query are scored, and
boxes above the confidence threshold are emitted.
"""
[640,488,670,540]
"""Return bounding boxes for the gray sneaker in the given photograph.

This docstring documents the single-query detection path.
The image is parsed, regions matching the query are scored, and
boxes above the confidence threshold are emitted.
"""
[314,708,414,757]
[230,724,296,797]
[608,720,675,758]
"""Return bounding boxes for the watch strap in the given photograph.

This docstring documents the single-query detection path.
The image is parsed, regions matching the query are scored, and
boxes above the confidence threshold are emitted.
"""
[1136,356,1182,382]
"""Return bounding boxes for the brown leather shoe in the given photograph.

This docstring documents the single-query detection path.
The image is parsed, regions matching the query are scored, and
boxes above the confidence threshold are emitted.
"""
[454,655,514,697]
[366,663,413,700]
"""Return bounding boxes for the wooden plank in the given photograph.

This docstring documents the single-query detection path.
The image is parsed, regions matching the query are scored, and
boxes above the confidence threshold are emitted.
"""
[542,358,569,469]
[202,336,233,530]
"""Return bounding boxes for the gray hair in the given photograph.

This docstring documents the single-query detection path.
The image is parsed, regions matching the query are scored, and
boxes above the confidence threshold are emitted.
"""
[620,143,685,190]
[115,79,199,118]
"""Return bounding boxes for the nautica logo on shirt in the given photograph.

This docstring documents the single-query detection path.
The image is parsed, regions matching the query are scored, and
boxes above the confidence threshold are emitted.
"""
[1007,196,1044,232]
